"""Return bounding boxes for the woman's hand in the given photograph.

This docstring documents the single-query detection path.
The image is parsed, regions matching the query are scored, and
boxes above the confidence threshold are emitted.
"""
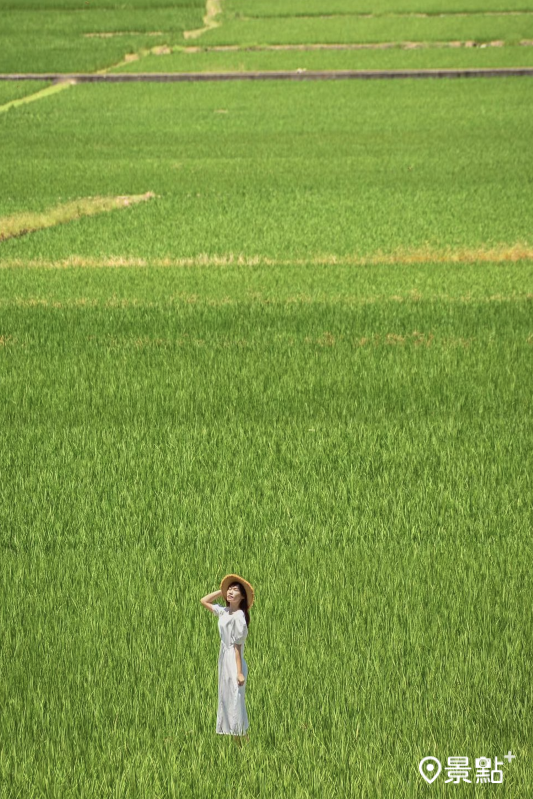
[200,589,223,605]
[237,672,245,686]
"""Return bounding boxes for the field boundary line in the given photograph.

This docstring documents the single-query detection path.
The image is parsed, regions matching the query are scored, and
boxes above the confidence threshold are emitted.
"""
[0,79,74,114]
[2,245,533,269]
[93,0,223,73]
[2,68,533,82]
[181,40,533,53]
[183,0,222,41]
[0,0,223,104]
[0,193,156,243]
[236,10,533,20]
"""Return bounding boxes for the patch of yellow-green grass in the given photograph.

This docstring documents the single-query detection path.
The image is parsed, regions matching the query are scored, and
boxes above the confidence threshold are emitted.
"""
[184,0,222,40]
[0,81,74,115]
[2,243,532,268]
[0,81,50,108]
[0,193,156,243]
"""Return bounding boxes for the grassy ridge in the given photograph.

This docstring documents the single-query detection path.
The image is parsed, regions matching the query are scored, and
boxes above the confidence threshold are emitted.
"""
[0,81,48,106]
[1,80,532,259]
[1,262,532,796]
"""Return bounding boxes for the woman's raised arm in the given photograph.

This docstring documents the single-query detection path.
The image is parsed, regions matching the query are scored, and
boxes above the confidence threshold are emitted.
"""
[200,589,223,613]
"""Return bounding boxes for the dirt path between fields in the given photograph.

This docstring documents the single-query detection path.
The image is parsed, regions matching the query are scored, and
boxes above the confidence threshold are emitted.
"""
[183,0,222,41]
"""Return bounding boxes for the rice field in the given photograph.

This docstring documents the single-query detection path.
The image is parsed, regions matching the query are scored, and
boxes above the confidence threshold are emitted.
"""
[2,79,533,257]
[1,1,532,797]
[0,81,47,106]
[0,3,204,74]
[224,0,533,14]
[1,262,532,798]
[4,0,533,74]
[111,43,533,73]
[193,13,533,48]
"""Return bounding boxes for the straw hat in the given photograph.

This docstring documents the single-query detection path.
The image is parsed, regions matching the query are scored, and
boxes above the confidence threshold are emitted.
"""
[220,574,255,609]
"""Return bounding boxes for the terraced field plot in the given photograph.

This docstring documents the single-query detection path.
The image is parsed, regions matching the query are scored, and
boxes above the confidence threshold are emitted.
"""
[3,0,533,74]
[111,0,533,73]
[1,2,532,798]
[0,0,205,73]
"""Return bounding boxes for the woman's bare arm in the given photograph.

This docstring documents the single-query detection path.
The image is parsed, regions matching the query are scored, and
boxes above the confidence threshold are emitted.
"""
[200,589,223,613]
[235,645,245,685]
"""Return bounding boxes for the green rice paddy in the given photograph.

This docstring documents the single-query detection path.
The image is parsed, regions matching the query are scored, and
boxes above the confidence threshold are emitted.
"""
[0,81,47,106]
[195,14,533,48]
[112,44,533,73]
[2,80,533,258]
[225,0,533,14]
[0,5,204,74]
[1,1,532,797]
[4,0,533,74]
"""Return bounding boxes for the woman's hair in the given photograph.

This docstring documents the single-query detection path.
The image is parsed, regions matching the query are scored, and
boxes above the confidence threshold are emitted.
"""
[225,581,250,627]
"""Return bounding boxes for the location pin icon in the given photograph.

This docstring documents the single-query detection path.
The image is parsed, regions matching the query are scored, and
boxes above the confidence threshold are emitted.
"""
[419,756,442,784]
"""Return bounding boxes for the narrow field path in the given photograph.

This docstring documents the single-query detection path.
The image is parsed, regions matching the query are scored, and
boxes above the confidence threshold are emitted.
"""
[183,0,222,40]
[0,80,73,114]
[2,67,533,82]
[183,40,533,52]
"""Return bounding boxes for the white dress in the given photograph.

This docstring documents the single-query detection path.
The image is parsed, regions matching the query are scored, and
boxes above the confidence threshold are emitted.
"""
[212,604,249,735]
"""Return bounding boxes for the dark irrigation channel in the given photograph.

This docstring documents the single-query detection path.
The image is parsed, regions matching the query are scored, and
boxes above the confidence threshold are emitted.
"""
[2,67,533,82]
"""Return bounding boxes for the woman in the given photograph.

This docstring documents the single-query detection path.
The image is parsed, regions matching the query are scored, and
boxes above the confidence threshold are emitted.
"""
[200,573,254,745]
